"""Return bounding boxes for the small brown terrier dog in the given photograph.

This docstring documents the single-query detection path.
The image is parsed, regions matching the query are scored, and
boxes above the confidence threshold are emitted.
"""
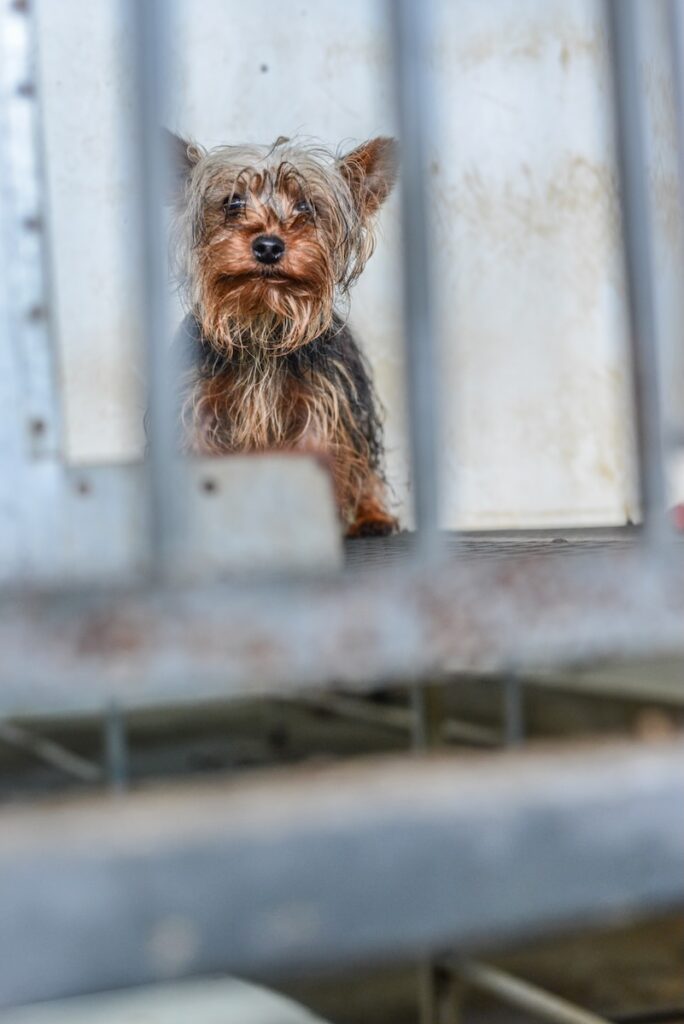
[168,132,398,537]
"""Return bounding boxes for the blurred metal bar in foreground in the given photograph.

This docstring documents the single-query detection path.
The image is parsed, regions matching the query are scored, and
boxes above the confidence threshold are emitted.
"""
[0,741,682,1007]
[130,0,183,581]
[389,0,441,554]
[1,543,683,716]
[607,0,669,546]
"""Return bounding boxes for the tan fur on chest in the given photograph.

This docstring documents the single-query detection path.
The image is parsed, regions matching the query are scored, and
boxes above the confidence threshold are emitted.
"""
[184,353,350,457]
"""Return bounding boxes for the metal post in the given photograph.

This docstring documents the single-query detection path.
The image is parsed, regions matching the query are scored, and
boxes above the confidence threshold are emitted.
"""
[130,0,184,581]
[503,672,525,747]
[411,679,449,1024]
[667,0,684,453]
[418,962,463,1024]
[411,683,446,749]
[607,0,669,547]
[103,702,129,793]
[389,0,441,558]
[392,26,446,1010]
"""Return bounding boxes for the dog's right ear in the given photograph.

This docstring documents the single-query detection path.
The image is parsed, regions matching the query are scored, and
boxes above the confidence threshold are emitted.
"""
[164,129,203,202]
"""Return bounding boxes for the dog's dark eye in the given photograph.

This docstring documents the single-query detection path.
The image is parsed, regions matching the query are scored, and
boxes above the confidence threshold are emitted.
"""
[223,194,246,216]
[294,199,314,216]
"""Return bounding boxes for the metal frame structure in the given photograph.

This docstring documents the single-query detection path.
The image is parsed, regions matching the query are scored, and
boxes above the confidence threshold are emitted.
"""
[0,0,683,1016]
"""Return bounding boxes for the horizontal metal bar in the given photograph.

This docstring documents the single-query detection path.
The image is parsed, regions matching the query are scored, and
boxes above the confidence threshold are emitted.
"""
[1,741,682,1007]
[298,694,499,747]
[526,665,684,706]
[455,960,610,1024]
[1,545,683,716]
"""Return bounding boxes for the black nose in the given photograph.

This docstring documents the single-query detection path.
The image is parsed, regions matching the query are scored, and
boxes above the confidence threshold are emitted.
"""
[252,234,285,264]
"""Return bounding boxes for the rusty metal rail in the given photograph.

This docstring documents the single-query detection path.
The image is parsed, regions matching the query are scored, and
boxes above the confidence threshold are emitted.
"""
[1,544,684,718]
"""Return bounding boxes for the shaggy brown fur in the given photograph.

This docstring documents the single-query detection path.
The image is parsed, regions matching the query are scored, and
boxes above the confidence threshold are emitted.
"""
[169,132,398,536]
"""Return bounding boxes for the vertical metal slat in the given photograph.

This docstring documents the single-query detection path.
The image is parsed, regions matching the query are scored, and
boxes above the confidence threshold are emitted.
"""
[389,0,441,556]
[608,0,669,545]
[130,0,184,581]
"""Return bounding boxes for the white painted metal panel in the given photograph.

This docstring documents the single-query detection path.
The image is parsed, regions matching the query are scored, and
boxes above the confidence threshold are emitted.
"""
[33,0,684,528]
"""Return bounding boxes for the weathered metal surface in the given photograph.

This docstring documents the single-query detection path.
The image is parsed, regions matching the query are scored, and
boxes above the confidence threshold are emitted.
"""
[0,543,683,717]
[0,741,682,1007]
[0,455,340,588]
[0,0,61,459]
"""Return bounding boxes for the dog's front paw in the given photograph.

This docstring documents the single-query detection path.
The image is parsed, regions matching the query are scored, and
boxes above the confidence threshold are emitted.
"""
[346,514,398,539]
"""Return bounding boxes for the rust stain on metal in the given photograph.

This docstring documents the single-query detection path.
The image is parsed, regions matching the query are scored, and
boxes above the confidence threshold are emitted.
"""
[77,612,145,657]
[2,543,684,716]
[455,23,604,72]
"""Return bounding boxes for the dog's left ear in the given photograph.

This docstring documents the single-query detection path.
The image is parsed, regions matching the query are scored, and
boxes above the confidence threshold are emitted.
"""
[339,137,398,216]
[164,129,204,203]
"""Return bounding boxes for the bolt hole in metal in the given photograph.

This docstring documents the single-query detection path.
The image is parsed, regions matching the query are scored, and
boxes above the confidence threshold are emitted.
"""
[200,477,219,495]
[75,479,91,497]
[26,304,45,321]
[22,214,42,232]
[28,417,45,437]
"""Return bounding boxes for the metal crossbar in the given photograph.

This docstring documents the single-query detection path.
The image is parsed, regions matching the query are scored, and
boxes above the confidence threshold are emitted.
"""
[1,542,683,717]
[1,741,682,1008]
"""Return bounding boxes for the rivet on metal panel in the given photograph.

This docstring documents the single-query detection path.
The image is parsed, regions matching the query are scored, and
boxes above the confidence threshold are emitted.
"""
[27,417,45,437]
[16,80,34,98]
[25,303,45,321]
[75,478,92,497]
[22,214,42,232]
[200,477,219,495]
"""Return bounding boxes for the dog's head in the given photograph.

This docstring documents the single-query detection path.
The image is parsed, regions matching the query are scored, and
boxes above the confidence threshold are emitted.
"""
[169,133,397,354]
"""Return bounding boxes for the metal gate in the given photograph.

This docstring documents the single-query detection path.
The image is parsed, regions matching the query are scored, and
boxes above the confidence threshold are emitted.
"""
[0,0,683,1019]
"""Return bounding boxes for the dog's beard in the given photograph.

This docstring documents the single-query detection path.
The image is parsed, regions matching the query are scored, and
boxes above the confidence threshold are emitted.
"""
[196,269,337,356]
